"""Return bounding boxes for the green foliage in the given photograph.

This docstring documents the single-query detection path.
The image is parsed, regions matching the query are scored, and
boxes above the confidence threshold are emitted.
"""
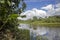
[21,15,26,18]
[36,36,48,40]
[15,29,30,40]
[0,0,28,40]
[19,16,60,26]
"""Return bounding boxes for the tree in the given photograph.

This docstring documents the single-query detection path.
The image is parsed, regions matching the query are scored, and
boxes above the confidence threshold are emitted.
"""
[0,0,27,40]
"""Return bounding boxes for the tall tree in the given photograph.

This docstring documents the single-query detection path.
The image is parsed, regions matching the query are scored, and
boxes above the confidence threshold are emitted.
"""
[0,0,26,40]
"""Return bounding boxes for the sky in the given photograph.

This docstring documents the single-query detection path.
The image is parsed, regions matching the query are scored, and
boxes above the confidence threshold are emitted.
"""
[18,0,60,20]
[24,0,60,10]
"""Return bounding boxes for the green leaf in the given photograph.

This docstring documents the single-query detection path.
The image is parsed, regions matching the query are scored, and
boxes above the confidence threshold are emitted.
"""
[7,1,11,6]
[9,14,18,19]
[0,0,5,3]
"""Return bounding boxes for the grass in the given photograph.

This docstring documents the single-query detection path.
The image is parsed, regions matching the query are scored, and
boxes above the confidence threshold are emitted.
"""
[31,22,60,27]
[19,16,60,27]
[19,20,60,27]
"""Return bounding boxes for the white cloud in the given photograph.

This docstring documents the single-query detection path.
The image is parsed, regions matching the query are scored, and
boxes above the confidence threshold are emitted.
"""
[17,17,29,20]
[41,4,55,16]
[54,3,60,15]
[18,3,60,20]
[41,4,54,10]
[41,3,60,16]
[55,3,60,8]
[19,8,47,20]
[54,8,60,15]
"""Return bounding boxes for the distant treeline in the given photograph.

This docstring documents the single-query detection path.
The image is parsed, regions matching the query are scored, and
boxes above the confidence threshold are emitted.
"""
[19,15,60,23]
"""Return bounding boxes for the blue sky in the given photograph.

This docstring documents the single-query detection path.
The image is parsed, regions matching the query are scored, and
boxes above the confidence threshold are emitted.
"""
[18,0,60,20]
[22,0,60,11]
[19,0,60,11]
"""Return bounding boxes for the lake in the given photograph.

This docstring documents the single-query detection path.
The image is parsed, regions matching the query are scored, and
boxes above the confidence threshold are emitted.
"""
[18,24,60,40]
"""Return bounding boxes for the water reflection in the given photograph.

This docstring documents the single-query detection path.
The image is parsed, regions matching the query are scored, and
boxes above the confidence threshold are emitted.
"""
[18,24,60,40]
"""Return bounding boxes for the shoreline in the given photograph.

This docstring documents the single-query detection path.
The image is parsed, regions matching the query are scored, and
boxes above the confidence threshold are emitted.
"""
[19,22,60,27]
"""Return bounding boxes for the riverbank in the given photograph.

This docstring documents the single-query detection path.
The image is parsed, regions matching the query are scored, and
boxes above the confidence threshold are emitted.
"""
[19,16,60,27]
[31,22,60,27]
[19,21,60,27]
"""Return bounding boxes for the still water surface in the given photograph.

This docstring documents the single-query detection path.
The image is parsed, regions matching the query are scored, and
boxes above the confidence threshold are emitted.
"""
[18,24,60,40]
